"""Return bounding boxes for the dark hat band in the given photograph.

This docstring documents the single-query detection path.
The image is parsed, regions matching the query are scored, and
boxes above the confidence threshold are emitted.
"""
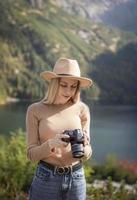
[57,73,77,76]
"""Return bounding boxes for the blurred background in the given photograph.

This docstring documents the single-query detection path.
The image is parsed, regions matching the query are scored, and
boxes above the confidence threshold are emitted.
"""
[1,0,137,199]
[1,0,137,163]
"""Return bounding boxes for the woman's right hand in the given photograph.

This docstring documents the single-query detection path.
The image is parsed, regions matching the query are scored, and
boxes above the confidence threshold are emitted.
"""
[48,133,70,151]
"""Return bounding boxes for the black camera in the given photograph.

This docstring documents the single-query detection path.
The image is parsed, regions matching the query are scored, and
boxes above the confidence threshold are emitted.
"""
[62,129,84,158]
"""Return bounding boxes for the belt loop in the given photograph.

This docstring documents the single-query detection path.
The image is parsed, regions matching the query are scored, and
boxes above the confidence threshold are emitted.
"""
[70,165,73,175]
[53,166,57,176]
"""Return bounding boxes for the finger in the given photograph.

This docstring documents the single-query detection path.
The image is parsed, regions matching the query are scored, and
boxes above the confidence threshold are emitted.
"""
[62,141,69,147]
[55,133,62,139]
[83,135,88,146]
[59,134,70,139]
[61,130,65,134]
[61,134,70,138]
[83,140,86,146]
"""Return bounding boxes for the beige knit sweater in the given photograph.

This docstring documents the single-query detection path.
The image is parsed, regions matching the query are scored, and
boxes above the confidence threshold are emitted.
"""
[26,100,92,166]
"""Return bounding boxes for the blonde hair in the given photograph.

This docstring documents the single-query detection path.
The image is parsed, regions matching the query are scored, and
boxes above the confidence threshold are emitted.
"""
[43,78,80,104]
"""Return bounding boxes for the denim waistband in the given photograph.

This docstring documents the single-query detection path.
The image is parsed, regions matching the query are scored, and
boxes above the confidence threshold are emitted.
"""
[39,160,82,175]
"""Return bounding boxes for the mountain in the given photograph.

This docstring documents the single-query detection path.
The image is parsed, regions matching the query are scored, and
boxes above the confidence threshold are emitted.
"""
[54,0,128,20]
[91,42,137,104]
[101,0,137,32]
[0,0,137,105]
[55,0,137,32]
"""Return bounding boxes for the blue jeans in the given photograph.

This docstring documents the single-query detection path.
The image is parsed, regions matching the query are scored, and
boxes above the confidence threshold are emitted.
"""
[29,162,86,200]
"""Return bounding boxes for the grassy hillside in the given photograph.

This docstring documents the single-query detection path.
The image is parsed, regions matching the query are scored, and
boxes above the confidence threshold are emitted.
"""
[0,0,137,104]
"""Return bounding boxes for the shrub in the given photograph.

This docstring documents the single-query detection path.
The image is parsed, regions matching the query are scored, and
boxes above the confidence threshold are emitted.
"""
[91,155,137,184]
[0,129,36,200]
[87,177,137,200]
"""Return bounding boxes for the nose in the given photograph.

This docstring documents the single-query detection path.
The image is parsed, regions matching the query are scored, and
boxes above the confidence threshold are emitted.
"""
[65,87,71,95]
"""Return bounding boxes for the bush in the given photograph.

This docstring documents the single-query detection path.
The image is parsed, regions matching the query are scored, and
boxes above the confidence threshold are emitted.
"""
[87,177,137,200]
[91,155,137,185]
[0,129,36,200]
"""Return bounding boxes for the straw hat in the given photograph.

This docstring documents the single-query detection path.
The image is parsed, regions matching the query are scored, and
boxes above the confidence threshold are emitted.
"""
[40,58,93,88]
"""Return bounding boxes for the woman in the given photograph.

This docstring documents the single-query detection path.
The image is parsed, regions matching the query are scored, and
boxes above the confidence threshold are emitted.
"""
[26,57,93,200]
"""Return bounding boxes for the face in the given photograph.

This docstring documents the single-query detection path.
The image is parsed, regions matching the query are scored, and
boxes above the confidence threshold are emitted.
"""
[54,78,79,104]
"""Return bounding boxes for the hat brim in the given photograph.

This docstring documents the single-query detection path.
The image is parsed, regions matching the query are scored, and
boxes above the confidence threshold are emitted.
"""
[40,71,92,88]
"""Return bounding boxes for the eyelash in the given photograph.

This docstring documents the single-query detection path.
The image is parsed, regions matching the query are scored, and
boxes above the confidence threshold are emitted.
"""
[72,86,77,89]
[60,84,77,89]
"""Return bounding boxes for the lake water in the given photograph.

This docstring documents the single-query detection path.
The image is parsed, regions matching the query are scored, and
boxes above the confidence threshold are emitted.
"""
[0,102,137,164]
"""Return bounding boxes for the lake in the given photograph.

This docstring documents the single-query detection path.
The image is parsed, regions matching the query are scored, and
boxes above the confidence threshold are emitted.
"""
[0,102,137,164]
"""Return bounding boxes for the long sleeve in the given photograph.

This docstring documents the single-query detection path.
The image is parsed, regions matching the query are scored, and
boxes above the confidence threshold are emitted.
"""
[26,105,52,162]
[80,103,92,161]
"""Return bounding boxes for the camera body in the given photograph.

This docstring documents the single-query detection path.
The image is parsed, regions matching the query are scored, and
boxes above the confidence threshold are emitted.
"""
[62,129,84,158]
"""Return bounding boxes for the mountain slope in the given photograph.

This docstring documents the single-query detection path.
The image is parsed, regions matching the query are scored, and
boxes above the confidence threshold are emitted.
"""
[55,0,137,32]
[0,0,137,104]
[54,0,129,20]
[101,0,137,31]
[91,42,137,104]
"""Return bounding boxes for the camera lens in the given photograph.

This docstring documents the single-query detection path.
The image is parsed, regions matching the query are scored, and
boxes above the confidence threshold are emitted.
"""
[71,144,84,158]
